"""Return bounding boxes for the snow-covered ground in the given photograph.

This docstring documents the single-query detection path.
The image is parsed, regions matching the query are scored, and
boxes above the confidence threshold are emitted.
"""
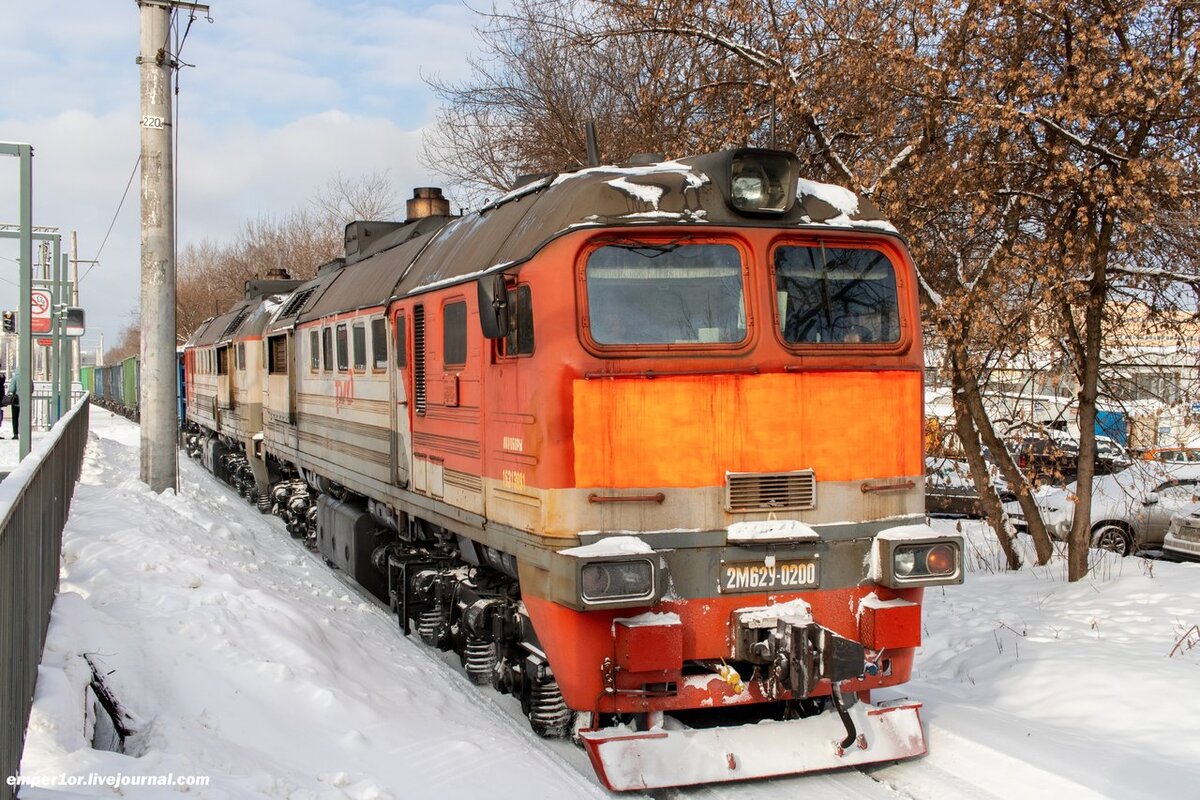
[11,408,1200,798]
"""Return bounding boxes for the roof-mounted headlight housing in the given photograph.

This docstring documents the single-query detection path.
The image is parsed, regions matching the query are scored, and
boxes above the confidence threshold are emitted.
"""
[727,149,799,215]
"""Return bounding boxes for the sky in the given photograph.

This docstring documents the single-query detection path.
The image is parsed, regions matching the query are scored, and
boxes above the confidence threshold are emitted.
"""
[0,0,485,362]
[9,409,1200,797]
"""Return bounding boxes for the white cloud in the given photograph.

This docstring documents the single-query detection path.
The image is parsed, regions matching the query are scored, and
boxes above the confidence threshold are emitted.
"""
[176,111,438,241]
[1,0,490,353]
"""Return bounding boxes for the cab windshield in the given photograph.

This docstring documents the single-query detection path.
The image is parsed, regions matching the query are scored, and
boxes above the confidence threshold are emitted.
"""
[775,245,901,345]
[585,242,746,345]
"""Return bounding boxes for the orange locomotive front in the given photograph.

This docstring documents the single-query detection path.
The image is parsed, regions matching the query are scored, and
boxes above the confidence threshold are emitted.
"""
[185,149,963,791]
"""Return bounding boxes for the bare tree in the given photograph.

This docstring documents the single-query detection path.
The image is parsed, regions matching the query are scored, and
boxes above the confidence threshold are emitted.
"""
[173,171,403,344]
[422,0,747,206]
[104,321,141,364]
[991,0,1200,578]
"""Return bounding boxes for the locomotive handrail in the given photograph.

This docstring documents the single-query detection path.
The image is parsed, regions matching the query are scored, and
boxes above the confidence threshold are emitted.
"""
[0,393,91,800]
[582,366,762,380]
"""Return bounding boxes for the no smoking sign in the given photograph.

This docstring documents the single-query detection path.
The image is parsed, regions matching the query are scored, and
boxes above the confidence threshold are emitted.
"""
[31,289,51,334]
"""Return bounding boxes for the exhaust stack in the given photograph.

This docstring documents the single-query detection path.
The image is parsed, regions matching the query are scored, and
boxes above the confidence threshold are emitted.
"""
[407,187,450,221]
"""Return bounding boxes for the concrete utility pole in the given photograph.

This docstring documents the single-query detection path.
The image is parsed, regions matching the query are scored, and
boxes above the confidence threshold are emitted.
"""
[137,0,207,491]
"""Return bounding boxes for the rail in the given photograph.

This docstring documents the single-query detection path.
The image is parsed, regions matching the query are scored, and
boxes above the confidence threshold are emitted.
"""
[0,394,90,799]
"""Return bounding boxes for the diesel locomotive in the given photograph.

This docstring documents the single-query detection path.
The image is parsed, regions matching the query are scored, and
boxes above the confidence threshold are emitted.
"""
[182,148,963,791]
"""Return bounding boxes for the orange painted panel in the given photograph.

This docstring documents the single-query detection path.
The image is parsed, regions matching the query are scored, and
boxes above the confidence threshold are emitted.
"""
[573,371,921,488]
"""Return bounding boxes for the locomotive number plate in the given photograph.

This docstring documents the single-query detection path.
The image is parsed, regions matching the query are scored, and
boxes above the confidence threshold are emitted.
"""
[720,559,819,593]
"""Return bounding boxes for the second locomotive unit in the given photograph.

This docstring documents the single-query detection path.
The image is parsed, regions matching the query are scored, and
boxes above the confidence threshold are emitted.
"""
[183,148,962,791]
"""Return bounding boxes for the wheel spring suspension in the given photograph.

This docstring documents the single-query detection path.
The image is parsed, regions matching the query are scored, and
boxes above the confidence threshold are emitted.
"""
[416,607,446,647]
[463,637,497,686]
[529,680,572,739]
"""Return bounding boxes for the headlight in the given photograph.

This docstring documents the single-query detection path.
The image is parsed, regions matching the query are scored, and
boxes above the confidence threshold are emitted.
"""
[727,149,798,214]
[892,543,957,580]
[732,165,769,208]
[875,531,963,588]
[580,560,655,603]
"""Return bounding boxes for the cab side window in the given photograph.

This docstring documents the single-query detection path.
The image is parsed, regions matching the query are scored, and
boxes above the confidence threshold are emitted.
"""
[444,301,467,367]
[500,284,535,357]
[352,323,367,371]
[371,317,387,370]
[336,324,349,371]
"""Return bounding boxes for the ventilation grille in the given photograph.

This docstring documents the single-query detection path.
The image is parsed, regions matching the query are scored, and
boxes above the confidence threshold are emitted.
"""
[279,288,315,318]
[221,307,251,338]
[725,470,816,512]
[413,304,426,414]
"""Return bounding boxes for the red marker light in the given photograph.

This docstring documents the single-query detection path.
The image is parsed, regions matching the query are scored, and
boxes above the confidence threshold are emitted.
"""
[925,544,956,575]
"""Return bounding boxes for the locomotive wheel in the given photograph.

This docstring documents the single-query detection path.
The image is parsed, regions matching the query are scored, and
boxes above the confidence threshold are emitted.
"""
[1091,523,1133,556]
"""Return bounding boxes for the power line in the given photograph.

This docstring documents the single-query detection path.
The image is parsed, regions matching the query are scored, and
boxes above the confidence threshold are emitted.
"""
[81,154,141,285]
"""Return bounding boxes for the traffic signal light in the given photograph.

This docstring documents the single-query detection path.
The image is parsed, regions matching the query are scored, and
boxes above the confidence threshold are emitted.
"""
[2,311,13,333]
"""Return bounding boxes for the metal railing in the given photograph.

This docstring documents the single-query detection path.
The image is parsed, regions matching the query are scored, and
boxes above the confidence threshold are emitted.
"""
[0,394,90,798]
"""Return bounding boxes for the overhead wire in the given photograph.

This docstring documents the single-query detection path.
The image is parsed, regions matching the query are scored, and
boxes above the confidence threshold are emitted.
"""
[170,6,201,495]
[80,154,141,285]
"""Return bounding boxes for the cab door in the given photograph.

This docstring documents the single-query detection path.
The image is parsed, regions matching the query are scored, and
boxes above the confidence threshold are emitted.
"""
[390,308,412,487]
[215,343,233,426]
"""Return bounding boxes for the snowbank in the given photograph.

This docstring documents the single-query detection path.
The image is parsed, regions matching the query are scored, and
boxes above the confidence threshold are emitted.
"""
[18,409,604,800]
[16,409,1200,799]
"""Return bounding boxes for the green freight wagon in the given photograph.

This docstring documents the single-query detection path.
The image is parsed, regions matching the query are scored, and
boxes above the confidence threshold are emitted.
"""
[122,356,139,419]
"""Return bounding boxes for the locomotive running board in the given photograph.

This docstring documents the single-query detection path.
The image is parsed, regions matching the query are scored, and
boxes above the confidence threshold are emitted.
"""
[578,700,925,791]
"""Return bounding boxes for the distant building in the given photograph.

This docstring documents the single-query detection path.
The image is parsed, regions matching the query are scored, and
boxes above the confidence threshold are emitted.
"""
[925,304,1200,449]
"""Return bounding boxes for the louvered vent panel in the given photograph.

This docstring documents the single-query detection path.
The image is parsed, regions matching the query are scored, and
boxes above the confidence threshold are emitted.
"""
[279,288,315,318]
[725,470,816,512]
[221,307,251,338]
[413,304,426,414]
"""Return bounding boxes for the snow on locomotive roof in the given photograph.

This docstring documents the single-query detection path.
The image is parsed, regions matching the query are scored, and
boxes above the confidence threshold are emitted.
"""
[268,150,899,325]
[188,297,273,347]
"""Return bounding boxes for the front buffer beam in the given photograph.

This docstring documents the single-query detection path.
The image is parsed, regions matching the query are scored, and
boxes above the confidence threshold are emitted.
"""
[578,699,925,792]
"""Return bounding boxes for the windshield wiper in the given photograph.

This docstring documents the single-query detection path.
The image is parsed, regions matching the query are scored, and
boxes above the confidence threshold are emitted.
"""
[601,238,686,257]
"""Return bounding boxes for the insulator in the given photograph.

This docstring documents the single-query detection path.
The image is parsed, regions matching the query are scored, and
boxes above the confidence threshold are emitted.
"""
[528,680,573,739]
[464,637,497,686]
[416,607,446,647]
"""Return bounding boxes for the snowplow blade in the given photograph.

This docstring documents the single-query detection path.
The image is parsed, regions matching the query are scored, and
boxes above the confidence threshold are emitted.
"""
[578,700,925,791]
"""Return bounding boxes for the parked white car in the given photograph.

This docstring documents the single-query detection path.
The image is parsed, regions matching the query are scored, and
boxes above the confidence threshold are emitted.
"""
[1163,502,1200,561]
[1005,462,1200,556]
